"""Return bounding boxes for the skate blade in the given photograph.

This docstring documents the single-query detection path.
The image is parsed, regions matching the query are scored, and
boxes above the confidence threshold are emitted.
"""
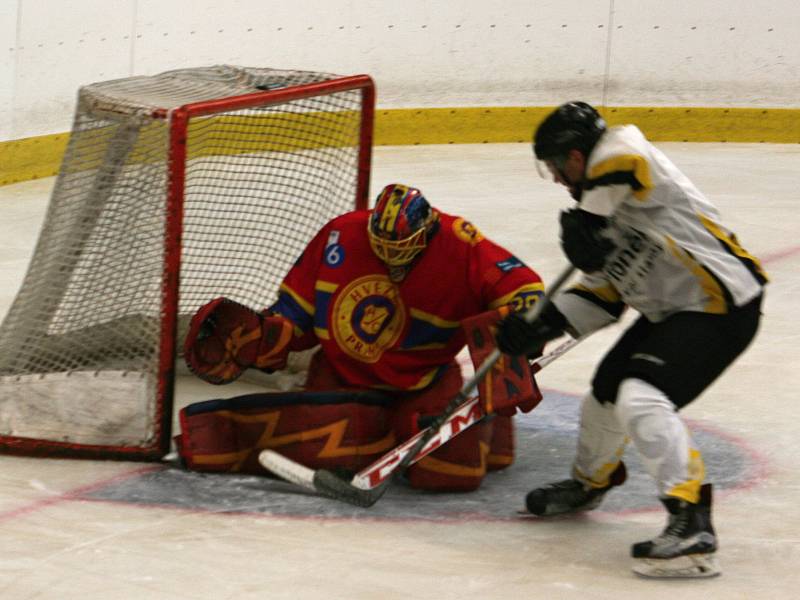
[632,554,721,579]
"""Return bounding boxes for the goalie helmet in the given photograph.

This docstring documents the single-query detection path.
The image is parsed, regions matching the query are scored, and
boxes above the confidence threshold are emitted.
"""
[533,101,607,163]
[368,183,439,268]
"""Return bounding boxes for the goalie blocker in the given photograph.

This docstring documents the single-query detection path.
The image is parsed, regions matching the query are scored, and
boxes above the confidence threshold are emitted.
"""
[178,305,542,492]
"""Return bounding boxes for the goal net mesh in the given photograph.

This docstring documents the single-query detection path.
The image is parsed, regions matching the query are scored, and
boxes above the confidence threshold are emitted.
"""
[0,65,373,458]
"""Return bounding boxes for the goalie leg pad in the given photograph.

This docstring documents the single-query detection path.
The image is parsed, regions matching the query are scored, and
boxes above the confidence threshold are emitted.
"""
[392,364,492,492]
[176,390,395,475]
[408,421,493,492]
[486,414,514,471]
[303,351,493,491]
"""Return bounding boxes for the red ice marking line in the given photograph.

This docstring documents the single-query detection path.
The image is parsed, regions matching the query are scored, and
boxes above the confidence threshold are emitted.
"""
[684,417,772,494]
[585,414,772,521]
[0,465,163,523]
[760,244,800,265]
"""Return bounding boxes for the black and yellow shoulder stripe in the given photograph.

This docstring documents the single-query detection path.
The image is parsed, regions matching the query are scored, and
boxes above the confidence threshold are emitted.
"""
[585,154,654,201]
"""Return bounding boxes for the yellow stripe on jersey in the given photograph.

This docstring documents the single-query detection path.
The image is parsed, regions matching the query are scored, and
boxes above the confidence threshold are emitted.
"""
[315,280,340,293]
[371,366,442,391]
[279,282,315,316]
[408,366,441,391]
[403,342,448,351]
[311,281,338,340]
[572,282,622,305]
[408,307,461,329]
[664,236,728,313]
[488,282,545,310]
[588,154,654,201]
[697,213,769,283]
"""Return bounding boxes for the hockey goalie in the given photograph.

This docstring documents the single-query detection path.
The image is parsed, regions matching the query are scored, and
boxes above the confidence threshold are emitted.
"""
[177,183,547,492]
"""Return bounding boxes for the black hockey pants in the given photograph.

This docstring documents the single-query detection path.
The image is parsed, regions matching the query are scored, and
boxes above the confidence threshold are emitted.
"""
[592,294,763,408]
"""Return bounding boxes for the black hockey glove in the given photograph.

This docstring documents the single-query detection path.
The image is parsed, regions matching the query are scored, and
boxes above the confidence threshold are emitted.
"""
[495,302,568,357]
[559,208,615,273]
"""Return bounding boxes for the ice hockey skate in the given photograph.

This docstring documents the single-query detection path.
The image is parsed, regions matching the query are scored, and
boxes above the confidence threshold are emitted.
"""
[522,462,626,516]
[631,483,720,579]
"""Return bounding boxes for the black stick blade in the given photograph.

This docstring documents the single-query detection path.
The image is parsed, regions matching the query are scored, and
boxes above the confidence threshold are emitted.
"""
[312,469,387,508]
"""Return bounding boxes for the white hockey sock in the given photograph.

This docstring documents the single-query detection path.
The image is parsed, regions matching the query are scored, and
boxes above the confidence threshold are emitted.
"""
[572,391,628,487]
[615,378,705,502]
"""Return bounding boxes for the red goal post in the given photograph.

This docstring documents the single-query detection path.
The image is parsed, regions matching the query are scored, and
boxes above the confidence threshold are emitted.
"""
[0,66,375,461]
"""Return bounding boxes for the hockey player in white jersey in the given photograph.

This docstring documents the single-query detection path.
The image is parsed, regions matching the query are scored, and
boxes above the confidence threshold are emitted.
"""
[496,102,766,578]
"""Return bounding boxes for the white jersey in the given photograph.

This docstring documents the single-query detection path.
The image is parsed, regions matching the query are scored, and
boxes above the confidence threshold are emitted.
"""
[554,125,767,335]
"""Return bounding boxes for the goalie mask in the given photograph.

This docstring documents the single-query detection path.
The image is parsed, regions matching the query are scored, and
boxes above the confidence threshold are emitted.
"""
[368,184,439,276]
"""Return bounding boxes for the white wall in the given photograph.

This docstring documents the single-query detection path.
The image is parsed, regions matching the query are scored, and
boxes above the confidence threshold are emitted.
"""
[2,0,799,141]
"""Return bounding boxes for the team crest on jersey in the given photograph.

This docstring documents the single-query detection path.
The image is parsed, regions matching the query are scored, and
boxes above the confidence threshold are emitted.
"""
[331,274,407,363]
[452,218,484,246]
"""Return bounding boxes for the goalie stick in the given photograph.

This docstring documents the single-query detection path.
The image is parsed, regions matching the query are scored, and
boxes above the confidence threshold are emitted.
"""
[351,333,583,490]
[261,333,582,494]
[260,265,577,507]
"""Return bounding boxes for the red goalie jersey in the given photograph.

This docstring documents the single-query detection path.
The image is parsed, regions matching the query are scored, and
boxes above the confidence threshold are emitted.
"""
[180,184,546,491]
[270,209,544,390]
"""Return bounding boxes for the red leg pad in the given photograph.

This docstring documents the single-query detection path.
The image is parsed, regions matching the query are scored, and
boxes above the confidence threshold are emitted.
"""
[176,390,394,475]
[390,363,493,492]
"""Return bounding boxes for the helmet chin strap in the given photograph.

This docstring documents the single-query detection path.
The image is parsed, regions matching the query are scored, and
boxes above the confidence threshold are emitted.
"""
[386,249,428,282]
[388,264,410,283]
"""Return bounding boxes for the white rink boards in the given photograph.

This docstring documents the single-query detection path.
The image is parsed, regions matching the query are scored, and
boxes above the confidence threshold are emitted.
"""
[0,142,798,599]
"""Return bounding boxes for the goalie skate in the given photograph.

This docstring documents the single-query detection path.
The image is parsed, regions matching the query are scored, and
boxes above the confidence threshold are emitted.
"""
[631,484,720,579]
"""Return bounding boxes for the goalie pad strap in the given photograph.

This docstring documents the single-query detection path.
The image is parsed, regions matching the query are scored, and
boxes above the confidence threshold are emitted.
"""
[182,389,393,417]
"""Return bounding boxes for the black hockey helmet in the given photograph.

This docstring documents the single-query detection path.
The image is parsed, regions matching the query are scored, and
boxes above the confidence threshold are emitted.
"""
[533,101,607,162]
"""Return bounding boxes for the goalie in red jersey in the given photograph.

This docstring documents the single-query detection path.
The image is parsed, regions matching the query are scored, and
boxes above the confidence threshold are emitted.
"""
[180,183,545,492]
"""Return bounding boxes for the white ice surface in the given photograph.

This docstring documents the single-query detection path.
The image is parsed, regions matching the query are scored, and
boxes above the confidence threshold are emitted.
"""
[1,143,799,599]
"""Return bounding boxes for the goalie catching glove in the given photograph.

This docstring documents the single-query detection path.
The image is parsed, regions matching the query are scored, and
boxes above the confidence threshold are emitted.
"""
[184,297,294,384]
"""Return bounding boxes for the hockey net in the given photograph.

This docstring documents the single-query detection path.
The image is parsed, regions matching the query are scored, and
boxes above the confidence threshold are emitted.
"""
[0,65,374,460]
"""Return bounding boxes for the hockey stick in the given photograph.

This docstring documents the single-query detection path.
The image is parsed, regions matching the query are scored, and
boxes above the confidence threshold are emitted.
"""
[350,333,583,490]
[261,265,577,507]
[259,334,582,501]
[263,333,584,492]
